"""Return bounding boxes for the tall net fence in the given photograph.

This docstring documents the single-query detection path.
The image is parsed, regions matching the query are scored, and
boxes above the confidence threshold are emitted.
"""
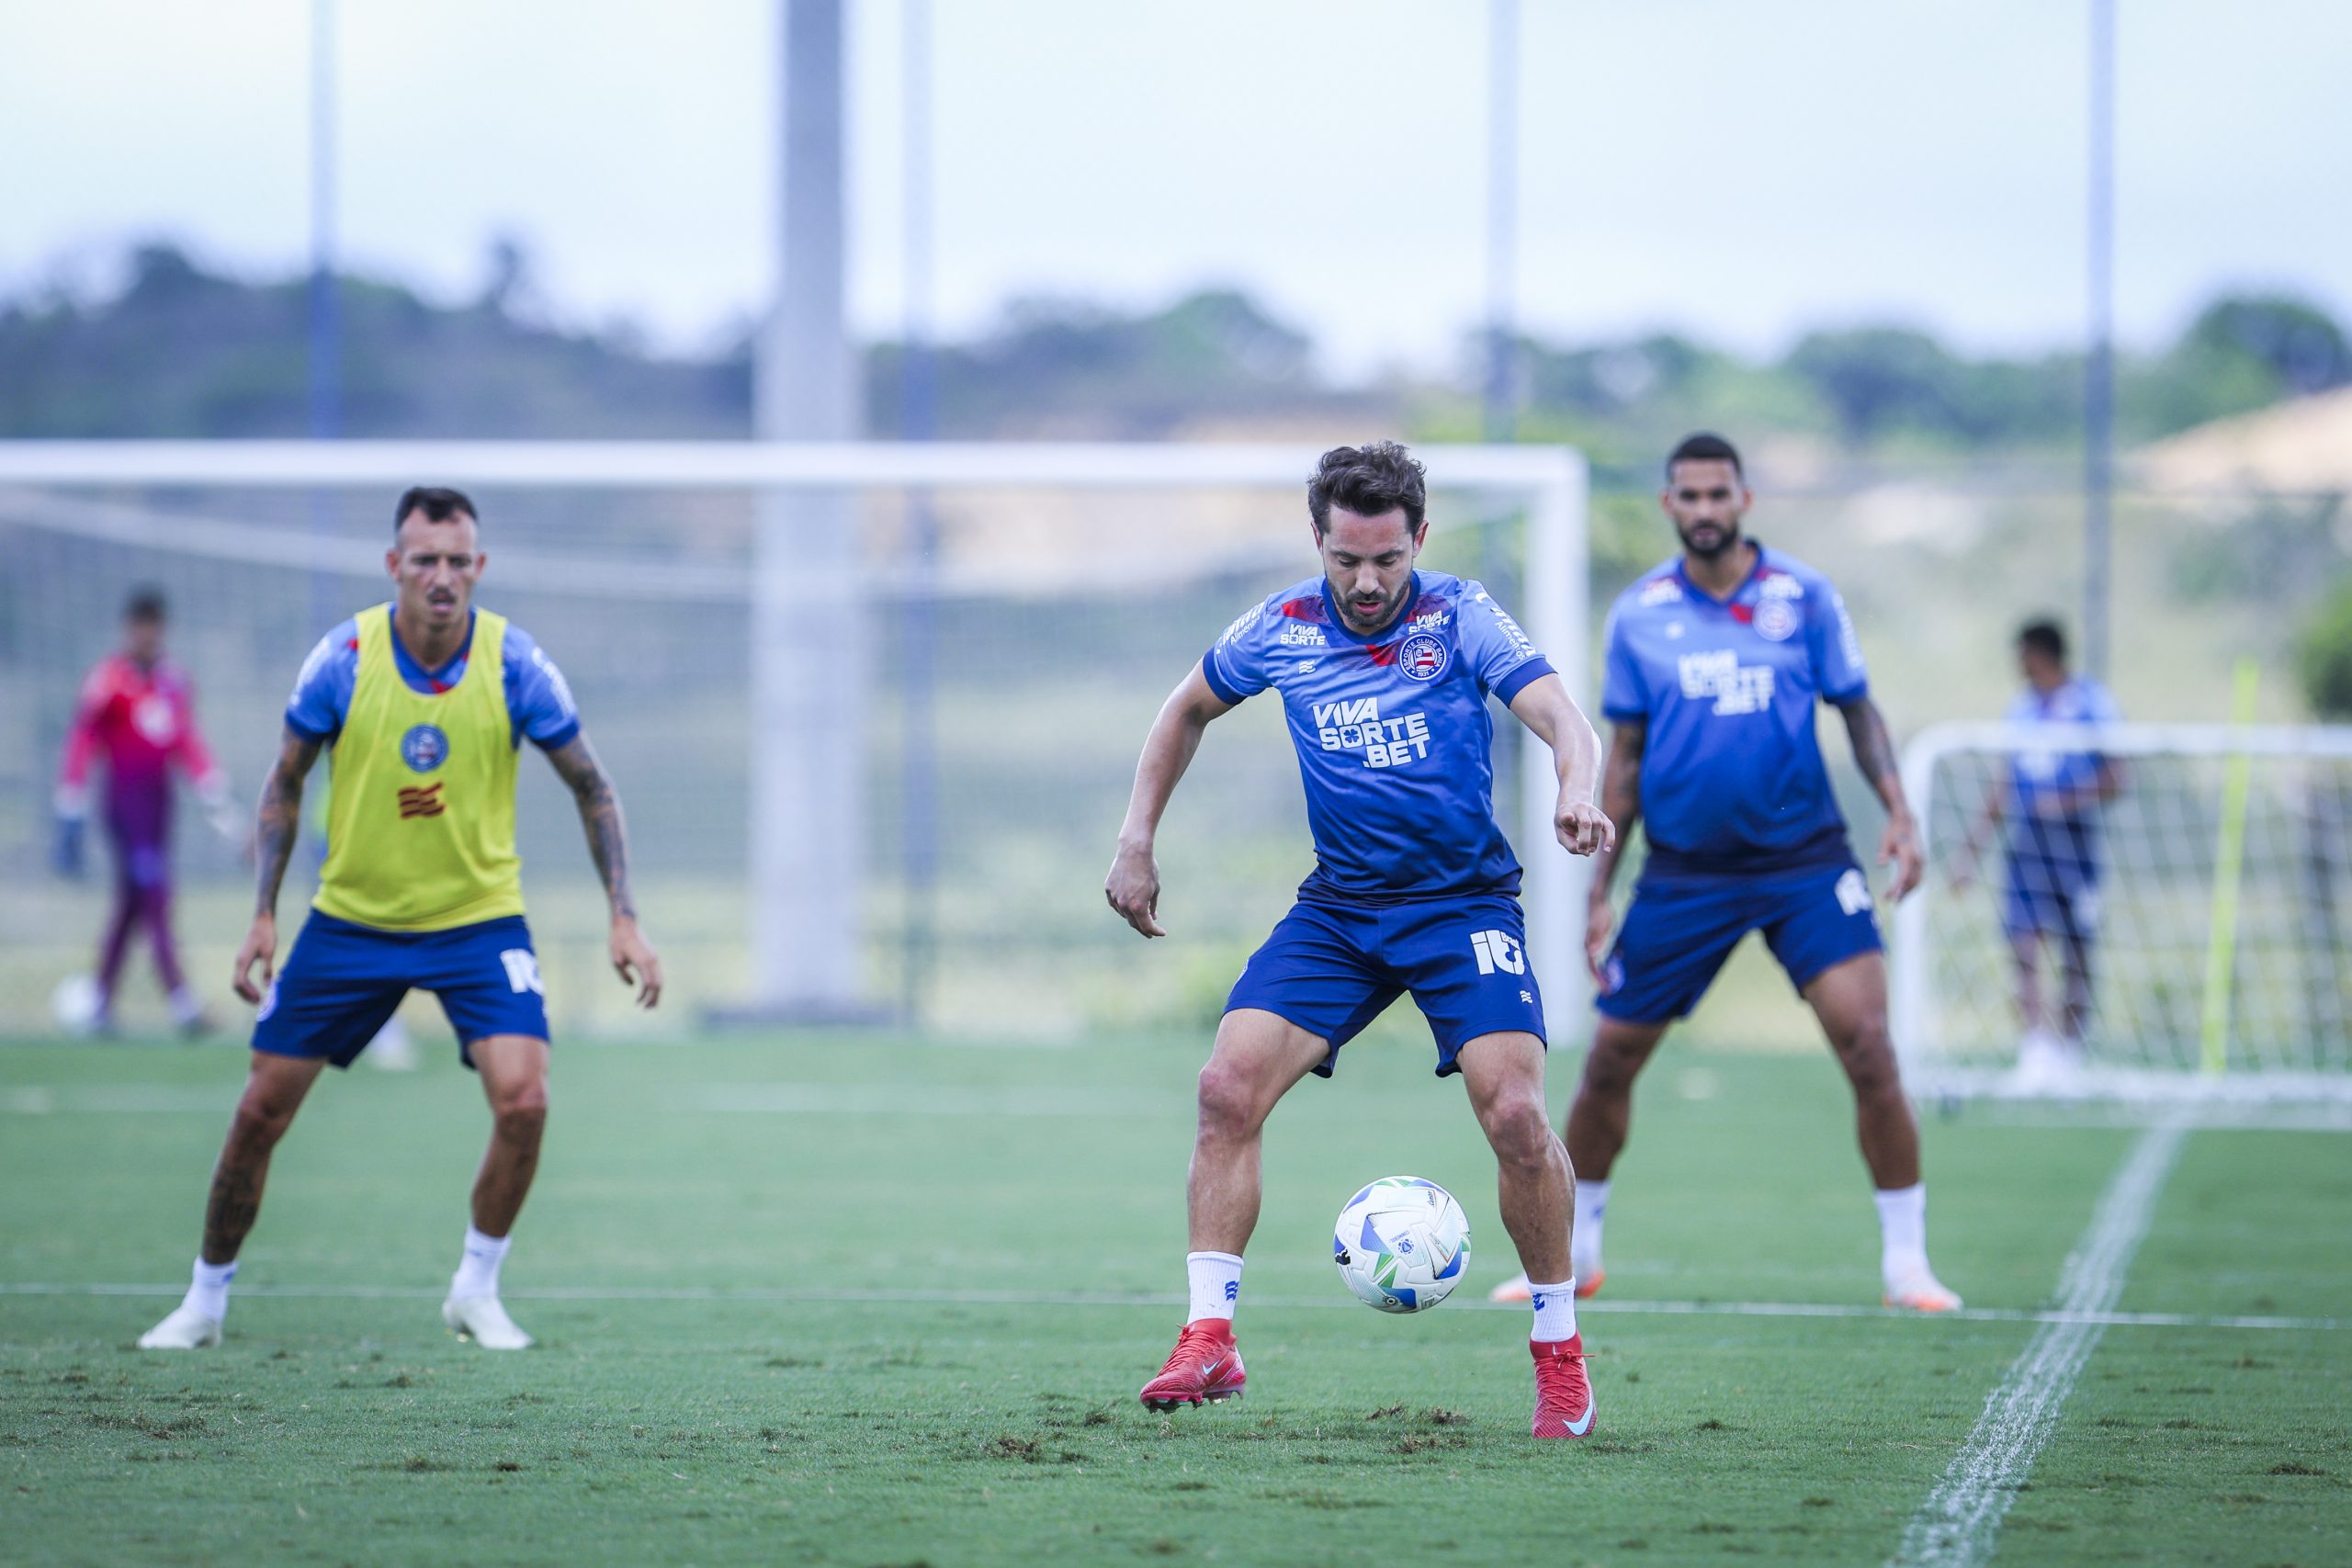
[1894,724,2352,1100]
[0,468,1543,1040]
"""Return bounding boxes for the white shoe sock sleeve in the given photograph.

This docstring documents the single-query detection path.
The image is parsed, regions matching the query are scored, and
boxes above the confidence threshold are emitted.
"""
[1185,1251,1243,1323]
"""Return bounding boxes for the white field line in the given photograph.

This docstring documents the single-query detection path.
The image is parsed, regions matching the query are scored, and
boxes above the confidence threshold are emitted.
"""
[6,1268,2332,1335]
[9,1081,2352,1133]
[1891,1119,2189,1568]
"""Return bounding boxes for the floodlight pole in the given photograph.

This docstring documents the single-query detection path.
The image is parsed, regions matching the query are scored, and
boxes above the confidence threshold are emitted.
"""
[744,0,873,1022]
[900,0,940,1026]
[306,0,342,637]
[2083,0,2116,682]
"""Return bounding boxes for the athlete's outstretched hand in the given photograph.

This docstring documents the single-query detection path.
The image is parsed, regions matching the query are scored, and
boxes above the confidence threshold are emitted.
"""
[1555,799,1615,858]
[1584,899,1617,987]
[232,911,278,1004]
[1879,813,1925,903]
[610,915,662,1008]
[1105,840,1165,938]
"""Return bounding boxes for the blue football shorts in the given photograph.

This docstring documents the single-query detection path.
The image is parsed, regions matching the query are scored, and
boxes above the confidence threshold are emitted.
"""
[252,911,550,1069]
[1596,859,1883,1024]
[2002,851,2102,942]
[1225,892,1546,1077]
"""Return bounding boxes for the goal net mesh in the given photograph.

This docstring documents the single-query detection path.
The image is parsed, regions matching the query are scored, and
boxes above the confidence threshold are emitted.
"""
[1895,723,2352,1100]
[0,467,1555,1041]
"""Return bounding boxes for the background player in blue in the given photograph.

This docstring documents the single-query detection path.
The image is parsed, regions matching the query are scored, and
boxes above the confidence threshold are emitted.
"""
[1951,619,2124,1082]
[1490,433,1962,1314]
[1105,443,1612,1439]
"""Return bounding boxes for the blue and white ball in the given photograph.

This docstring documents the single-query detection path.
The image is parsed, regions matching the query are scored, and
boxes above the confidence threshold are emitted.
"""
[1332,1176,1471,1313]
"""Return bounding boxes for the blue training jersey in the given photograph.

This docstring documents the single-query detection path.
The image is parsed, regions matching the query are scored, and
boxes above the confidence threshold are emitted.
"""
[284,607,582,753]
[1202,570,1555,904]
[1601,545,1867,874]
[2003,677,2120,814]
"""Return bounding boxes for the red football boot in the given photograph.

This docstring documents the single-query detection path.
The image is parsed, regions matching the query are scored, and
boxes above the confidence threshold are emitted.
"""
[1530,1334,1596,1439]
[1139,1319,1247,1411]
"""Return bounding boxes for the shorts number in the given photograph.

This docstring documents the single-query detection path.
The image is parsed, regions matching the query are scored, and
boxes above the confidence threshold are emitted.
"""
[1470,930,1525,976]
[500,949,545,996]
[1835,869,1873,916]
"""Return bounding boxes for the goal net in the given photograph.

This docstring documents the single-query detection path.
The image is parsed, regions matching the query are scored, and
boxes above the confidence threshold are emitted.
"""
[1893,720,2352,1104]
[0,441,1588,1042]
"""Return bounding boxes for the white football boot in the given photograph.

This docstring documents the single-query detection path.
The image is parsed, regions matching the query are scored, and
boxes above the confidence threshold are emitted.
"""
[1883,1266,1964,1313]
[442,1294,535,1349]
[137,1303,223,1349]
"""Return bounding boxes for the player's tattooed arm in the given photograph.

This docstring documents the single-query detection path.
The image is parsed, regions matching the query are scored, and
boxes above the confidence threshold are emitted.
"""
[544,732,663,1006]
[232,728,322,1003]
[1838,697,1923,901]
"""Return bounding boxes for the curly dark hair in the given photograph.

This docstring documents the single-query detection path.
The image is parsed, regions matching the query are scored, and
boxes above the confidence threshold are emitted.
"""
[1307,442,1427,537]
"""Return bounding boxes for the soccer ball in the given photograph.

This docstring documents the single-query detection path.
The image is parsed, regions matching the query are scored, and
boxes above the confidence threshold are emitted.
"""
[50,975,102,1037]
[1332,1176,1471,1313]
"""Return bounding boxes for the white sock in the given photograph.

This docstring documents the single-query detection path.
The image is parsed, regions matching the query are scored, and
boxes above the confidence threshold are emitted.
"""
[451,1225,513,1300]
[185,1258,236,1321]
[1571,1178,1611,1280]
[1530,1279,1579,1342]
[1875,1183,1928,1279]
[168,987,206,1027]
[1185,1251,1243,1324]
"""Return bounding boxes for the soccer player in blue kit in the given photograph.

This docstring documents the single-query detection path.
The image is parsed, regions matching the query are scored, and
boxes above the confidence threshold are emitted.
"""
[1106,443,1613,1438]
[1951,619,2124,1083]
[1490,434,1962,1314]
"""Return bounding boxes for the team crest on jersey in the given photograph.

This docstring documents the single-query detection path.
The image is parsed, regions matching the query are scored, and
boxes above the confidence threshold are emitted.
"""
[401,723,450,773]
[1398,632,1449,682]
[1753,598,1800,642]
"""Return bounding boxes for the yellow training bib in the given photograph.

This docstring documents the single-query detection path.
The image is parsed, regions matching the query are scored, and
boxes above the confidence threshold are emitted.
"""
[315,604,526,931]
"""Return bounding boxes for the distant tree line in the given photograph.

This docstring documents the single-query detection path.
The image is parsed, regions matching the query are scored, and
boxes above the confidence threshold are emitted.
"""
[3,242,2345,457]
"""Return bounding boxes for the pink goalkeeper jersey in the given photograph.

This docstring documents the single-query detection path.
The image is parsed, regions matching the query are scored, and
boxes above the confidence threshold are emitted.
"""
[58,654,221,813]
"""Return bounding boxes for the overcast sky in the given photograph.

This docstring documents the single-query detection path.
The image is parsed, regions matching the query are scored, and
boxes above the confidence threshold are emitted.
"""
[3,0,2346,378]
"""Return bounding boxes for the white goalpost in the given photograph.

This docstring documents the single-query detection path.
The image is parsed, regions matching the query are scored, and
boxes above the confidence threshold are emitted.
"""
[1894,719,2352,1105]
[0,440,1589,1032]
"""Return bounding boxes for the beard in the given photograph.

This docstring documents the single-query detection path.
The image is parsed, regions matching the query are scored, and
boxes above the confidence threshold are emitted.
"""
[1678,519,1741,560]
[1337,584,1406,633]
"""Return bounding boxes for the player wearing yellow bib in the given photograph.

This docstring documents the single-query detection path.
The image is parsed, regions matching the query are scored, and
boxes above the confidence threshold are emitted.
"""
[139,488,662,1351]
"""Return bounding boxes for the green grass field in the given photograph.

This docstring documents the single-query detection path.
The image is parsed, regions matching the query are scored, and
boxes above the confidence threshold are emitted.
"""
[4,1025,2347,1567]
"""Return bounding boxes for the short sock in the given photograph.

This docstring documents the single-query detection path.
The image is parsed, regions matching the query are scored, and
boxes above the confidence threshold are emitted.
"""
[168,986,205,1027]
[1875,1183,1928,1278]
[1571,1178,1611,1279]
[1530,1279,1579,1343]
[451,1225,513,1301]
[186,1258,236,1322]
[1185,1251,1243,1324]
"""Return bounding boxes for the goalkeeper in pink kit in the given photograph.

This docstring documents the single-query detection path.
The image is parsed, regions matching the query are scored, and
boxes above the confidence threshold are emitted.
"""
[52,589,240,1034]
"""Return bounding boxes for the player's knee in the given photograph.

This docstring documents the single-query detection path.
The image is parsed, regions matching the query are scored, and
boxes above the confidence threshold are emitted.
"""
[1194,1059,1265,1140]
[492,1078,549,1140]
[1834,1019,1900,1097]
[1478,1092,1555,1168]
[228,1094,296,1154]
[1580,1036,1648,1098]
